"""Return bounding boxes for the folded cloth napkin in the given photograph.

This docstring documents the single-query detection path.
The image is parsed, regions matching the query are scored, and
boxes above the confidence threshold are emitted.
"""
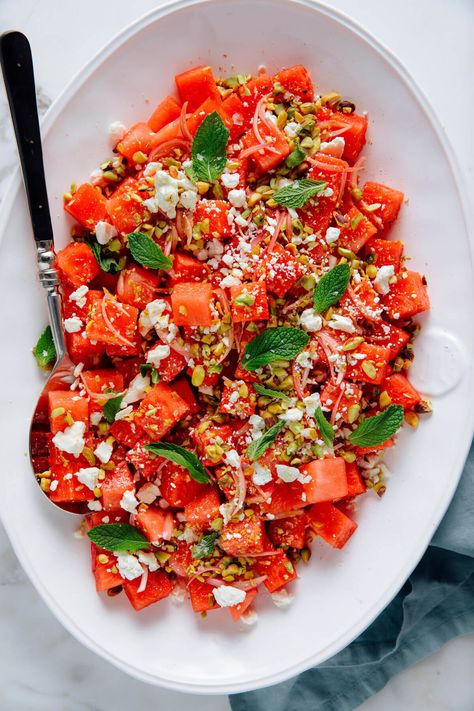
[230,441,474,711]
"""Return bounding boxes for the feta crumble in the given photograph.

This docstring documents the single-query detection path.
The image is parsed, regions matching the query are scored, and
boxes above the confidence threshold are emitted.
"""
[75,466,101,491]
[115,552,143,581]
[299,308,323,332]
[64,316,83,333]
[212,585,246,608]
[120,489,139,514]
[94,441,113,465]
[52,421,86,457]
[95,220,118,245]
[374,265,395,295]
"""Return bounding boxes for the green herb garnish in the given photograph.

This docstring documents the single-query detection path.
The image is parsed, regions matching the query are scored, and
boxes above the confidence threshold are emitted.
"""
[242,327,310,371]
[87,523,149,553]
[191,532,220,560]
[348,405,404,448]
[253,384,290,402]
[127,232,172,270]
[247,420,286,461]
[313,263,351,313]
[33,325,56,368]
[103,394,124,424]
[314,406,335,448]
[273,178,327,209]
[191,112,230,182]
[144,442,210,483]
[87,238,122,273]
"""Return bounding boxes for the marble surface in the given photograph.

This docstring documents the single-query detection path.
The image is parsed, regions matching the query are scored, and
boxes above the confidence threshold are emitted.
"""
[0,0,473,709]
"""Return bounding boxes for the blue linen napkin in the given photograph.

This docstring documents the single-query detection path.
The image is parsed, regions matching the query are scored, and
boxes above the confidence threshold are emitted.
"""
[230,441,474,711]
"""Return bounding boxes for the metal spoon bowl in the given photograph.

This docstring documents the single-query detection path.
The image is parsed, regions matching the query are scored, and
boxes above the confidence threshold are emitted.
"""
[1,31,86,514]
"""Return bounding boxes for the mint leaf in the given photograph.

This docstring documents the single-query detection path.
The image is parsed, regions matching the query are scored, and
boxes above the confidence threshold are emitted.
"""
[348,404,404,448]
[253,383,290,402]
[247,420,285,461]
[314,406,335,448]
[286,146,306,168]
[86,238,121,273]
[127,232,172,270]
[33,325,56,368]
[144,442,210,483]
[87,523,149,553]
[313,263,350,313]
[140,363,161,384]
[273,178,327,209]
[103,394,124,424]
[192,532,219,560]
[191,112,230,182]
[242,327,309,371]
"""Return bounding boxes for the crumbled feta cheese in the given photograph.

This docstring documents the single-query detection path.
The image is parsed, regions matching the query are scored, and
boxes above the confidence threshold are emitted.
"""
[138,299,168,335]
[249,414,266,441]
[221,172,240,189]
[178,526,198,543]
[171,582,186,604]
[299,308,323,333]
[120,489,139,514]
[180,189,197,211]
[147,344,170,367]
[87,500,103,511]
[90,412,102,427]
[108,121,126,145]
[144,169,197,219]
[76,466,101,491]
[320,136,345,158]
[328,314,356,333]
[95,220,118,246]
[212,585,246,608]
[144,161,162,176]
[271,589,294,608]
[220,274,241,288]
[114,405,133,421]
[137,482,160,504]
[374,265,395,295]
[264,110,278,125]
[225,449,241,469]
[68,285,88,308]
[284,121,301,138]
[49,480,59,492]
[94,441,113,465]
[121,373,150,407]
[276,464,300,483]
[280,408,303,422]
[295,350,313,368]
[219,502,234,525]
[89,168,103,183]
[325,227,340,245]
[137,551,159,572]
[52,421,86,457]
[115,552,143,580]
[252,463,273,486]
[64,316,83,333]
[303,392,321,417]
[228,188,247,208]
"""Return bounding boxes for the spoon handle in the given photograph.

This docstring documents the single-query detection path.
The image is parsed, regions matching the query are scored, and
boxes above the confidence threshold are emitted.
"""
[0,31,53,242]
[0,31,66,360]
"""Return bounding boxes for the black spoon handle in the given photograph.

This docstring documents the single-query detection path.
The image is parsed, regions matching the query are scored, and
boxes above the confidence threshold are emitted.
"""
[0,31,53,243]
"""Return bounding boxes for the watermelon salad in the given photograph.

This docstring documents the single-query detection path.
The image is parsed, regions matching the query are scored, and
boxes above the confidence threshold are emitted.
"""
[32,64,431,619]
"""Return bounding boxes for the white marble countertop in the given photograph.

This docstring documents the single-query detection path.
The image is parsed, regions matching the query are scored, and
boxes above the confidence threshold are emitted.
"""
[0,0,473,709]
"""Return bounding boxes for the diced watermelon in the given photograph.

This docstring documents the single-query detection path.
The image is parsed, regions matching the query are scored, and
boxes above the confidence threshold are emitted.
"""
[301,457,348,504]
[383,373,421,409]
[273,65,314,101]
[55,242,100,288]
[184,487,221,529]
[268,513,308,549]
[366,238,404,273]
[64,183,108,231]
[253,550,297,592]
[101,462,135,510]
[134,382,191,439]
[308,502,357,548]
[188,578,219,612]
[230,281,269,323]
[171,282,213,327]
[48,391,88,434]
[220,517,269,556]
[123,570,173,611]
[362,181,404,230]
[382,270,430,320]
[135,508,175,542]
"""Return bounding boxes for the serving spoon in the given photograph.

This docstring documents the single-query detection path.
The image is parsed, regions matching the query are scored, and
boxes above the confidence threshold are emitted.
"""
[1,31,84,514]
